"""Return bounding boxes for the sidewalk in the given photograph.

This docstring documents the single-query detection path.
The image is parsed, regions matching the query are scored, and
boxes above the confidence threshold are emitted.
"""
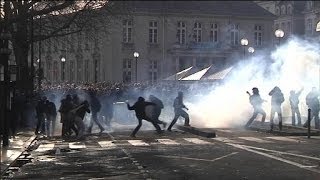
[248,121,320,136]
[1,130,36,176]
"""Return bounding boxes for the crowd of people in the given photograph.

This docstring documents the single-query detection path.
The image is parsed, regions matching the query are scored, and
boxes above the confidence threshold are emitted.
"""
[246,86,320,130]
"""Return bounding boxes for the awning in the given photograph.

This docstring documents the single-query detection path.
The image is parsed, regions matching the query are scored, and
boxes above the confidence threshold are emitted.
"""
[202,66,233,80]
[164,66,193,80]
[180,66,212,81]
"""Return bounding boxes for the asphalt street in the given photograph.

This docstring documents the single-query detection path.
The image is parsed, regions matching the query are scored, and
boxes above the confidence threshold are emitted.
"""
[5,128,320,180]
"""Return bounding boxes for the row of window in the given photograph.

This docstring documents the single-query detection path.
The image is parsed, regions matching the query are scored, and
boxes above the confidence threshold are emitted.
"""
[44,60,99,82]
[275,4,293,16]
[122,59,158,83]
[123,20,264,46]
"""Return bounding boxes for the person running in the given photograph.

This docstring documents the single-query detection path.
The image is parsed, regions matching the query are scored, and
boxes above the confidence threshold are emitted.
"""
[126,97,162,137]
[245,87,266,128]
[87,90,105,133]
[167,91,190,131]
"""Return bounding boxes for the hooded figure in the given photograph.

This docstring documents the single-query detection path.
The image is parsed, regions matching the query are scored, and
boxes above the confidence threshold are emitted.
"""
[269,86,285,131]
[304,87,320,129]
[149,95,167,128]
[127,97,162,137]
[289,87,303,126]
[167,91,190,131]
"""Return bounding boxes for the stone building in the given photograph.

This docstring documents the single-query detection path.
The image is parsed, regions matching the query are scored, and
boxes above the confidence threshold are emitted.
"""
[39,1,275,84]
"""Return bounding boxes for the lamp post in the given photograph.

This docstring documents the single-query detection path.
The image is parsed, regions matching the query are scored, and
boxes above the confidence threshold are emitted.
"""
[133,52,139,83]
[240,38,249,58]
[248,47,255,54]
[315,21,320,91]
[275,29,284,46]
[61,57,66,82]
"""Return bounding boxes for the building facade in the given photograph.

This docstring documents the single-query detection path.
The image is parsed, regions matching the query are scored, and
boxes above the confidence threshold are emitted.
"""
[38,1,275,84]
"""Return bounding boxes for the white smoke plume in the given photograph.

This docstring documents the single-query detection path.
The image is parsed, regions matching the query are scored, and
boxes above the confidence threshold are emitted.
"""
[187,36,320,128]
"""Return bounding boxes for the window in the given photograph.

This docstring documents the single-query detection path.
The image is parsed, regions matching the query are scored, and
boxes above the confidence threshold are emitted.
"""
[230,24,239,45]
[306,1,313,10]
[70,60,75,82]
[193,22,202,42]
[0,65,4,81]
[281,5,286,15]
[84,60,89,82]
[123,20,132,43]
[254,25,262,46]
[149,21,158,43]
[306,18,313,35]
[77,60,82,82]
[275,7,280,15]
[46,61,52,81]
[148,60,158,83]
[287,5,292,15]
[53,61,58,82]
[210,23,218,42]
[275,23,279,30]
[122,59,132,83]
[177,21,186,44]
[287,22,291,36]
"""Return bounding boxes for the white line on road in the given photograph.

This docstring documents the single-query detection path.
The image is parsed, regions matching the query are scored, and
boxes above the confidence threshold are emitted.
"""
[156,139,180,145]
[97,141,116,149]
[238,137,273,143]
[69,142,86,149]
[227,143,320,174]
[239,144,320,161]
[266,136,305,143]
[128,140,150,146]
[183,138,212,144]
[35,143,55,152]
[155,152,238,162]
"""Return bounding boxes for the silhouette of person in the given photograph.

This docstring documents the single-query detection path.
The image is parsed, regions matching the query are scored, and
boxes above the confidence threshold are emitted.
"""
[72,100,90,139]
[127,97,162,137]
[269,86,285,131]
[245,87,266,128]
[289,87,303,126]
[149,95,167,128]
[167,91,190,131]
[304,87,320,129]
[87,90,105,133]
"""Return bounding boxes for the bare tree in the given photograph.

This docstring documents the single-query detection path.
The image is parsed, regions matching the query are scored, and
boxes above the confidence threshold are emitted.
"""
[0,0,129,92]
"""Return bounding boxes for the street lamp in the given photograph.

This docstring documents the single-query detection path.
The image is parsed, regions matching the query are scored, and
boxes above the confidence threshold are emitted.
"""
[133,52,139,83]
[275,29,284,45]
[61,57,66,82]
[248,47,255,54]
[240,38,249,58]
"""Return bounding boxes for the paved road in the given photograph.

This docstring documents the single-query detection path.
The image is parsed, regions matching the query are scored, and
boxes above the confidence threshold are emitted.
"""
[7,128,320,180]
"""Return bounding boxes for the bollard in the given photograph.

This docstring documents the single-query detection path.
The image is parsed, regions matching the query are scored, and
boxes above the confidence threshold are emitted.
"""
[307,108,311,139]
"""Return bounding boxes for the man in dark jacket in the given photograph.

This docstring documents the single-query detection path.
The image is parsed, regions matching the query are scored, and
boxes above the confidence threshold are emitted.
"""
[87,90,105,133]
[149,95,167,128]
[72,100,90,139]
[269,86,285,131]
[245,87,266,128]
[127,97,162,137]
[45,100,57,137]
[35,96,47,135]
[59,95,75,137]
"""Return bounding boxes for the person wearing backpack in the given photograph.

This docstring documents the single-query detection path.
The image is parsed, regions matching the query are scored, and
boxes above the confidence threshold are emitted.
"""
[245,87,266,128]
[87,90,105,134]
[269,86,285,131]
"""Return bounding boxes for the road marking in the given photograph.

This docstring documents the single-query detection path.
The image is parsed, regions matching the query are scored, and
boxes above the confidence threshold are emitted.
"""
[97,141,116,149]
[266,136,304,143]
[227,143,320,174]
[156,152,238,162]
[156,139,180,145]
[240,144,320,161]
[127,140,150,146]
[218,129,233,133]
[69,142,86,149]
[35,143,55,152]
[183,138,211,144]
[212,137,240,144]
[238,137,273,143]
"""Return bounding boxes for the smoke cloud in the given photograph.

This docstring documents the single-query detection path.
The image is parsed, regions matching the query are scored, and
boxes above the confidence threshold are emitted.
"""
[187,36,320,128]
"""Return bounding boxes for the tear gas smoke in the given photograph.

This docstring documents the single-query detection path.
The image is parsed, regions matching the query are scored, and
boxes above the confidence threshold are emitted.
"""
[187,36,320,128]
